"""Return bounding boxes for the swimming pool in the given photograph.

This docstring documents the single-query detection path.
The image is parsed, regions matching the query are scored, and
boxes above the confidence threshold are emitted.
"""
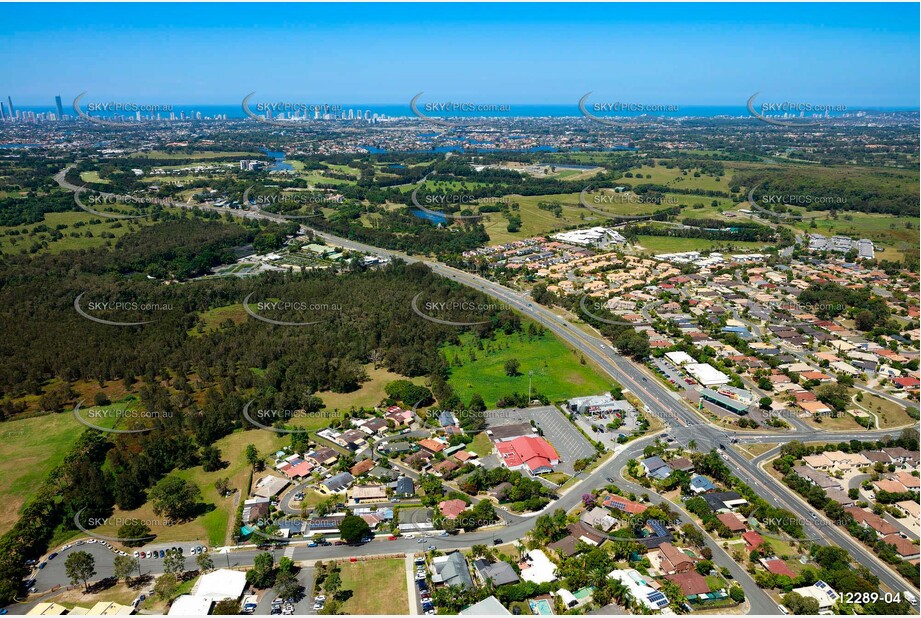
[529,599,553,615]
[574,586,594,600]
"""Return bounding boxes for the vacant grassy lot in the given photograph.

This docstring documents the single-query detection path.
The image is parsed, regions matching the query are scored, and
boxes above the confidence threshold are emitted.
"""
[859,393,918,429]
[0,412,101,535]
[338,558,409,614]
[467,432,494,457]
[0,211,159,255]
[310,365,428,413]
[634,235,770,254]
[624,163,729,193]
[443,330,613,407]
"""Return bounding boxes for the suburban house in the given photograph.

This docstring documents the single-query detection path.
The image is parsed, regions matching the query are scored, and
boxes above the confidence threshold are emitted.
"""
[321,472,354,494]
[439,498,468,520]
[431,552,474,589]
[473,559,521,587]
[350,484,388,504]
[602,494,648,515]
[702,491,748,513]
[657,542,699,575]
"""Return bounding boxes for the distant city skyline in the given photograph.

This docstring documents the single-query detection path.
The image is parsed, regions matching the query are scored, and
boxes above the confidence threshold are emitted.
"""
[0,3,918,107]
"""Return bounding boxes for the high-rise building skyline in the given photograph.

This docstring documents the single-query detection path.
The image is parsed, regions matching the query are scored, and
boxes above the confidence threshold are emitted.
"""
[6,96,13,117]
[55,95,63,120]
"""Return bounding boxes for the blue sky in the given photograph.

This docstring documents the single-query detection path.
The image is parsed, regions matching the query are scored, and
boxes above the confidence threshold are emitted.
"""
[1,3,918,106]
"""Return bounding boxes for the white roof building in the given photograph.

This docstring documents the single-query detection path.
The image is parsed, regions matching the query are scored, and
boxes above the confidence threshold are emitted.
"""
[608,569,670,612]
[167,595,213,616]
[685,363,730,386]
[520,549,557,584]
[665,351,696,367]
[790,580,839,613]
[459,596,511,615]
[194,568,248,601]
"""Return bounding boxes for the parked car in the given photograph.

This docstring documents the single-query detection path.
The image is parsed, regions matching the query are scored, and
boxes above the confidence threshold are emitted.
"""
[47,553,57,561]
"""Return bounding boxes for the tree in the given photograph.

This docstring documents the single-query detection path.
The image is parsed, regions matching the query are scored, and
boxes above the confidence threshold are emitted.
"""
[65,551,96,592]
[247,552,275,588]
[212,599,241,615]
[245,444,261,470]
[201,445,224,472]
[196,552,214,574]
[113,555,138,585]
[783,591,819,615]
[339,514,372,544]
[163,548,186,576]
[118,519,154,547]
[504,358,520,377]
[759,397,773,410]
[275,569,303,601]
[729,586,745,603]
[154,573,177,600]
[214,477,230,496]
[149,475,202,521]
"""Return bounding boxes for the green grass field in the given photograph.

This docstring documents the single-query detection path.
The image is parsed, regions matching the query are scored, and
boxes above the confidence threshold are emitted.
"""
[623,164,728,193]
[442,330,613,407]
[0,412,102,535]
[635,235,770,254]
[0,211,159,255]
[79,171,110,184]
[338,559,409,615]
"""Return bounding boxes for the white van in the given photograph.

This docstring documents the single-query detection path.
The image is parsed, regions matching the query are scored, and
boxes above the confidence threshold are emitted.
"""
[905,590,918,606]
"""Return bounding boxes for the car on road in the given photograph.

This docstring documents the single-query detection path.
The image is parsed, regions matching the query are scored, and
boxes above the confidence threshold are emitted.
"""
[492,538,503,545]
[307,542,318,547]
[438,531,449,537]
[427,545,436,551]
[47,553,57,560]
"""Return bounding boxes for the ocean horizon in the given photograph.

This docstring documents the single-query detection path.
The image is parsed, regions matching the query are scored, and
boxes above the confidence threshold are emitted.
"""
[7,103,920,120]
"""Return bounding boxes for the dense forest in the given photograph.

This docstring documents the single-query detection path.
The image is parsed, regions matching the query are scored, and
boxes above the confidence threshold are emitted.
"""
[0,216,533,603]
